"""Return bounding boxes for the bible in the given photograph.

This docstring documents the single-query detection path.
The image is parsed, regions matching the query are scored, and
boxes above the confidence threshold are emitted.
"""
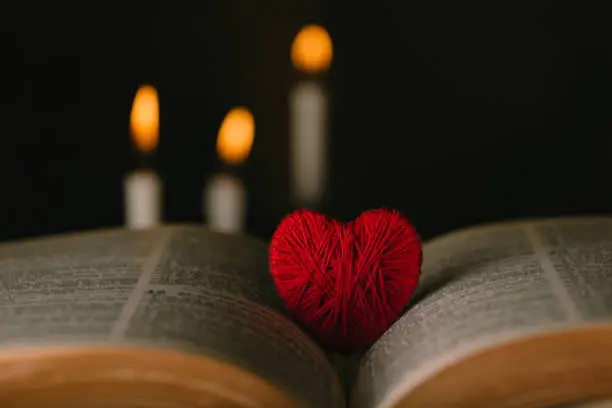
[0,216,611,407]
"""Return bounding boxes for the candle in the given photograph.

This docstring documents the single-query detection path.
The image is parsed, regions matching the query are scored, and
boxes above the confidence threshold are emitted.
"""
[124,170,161,230]
[204,107,255,233]
[289,24,333,208]
[204,173,245,234]
[124,85,162,230]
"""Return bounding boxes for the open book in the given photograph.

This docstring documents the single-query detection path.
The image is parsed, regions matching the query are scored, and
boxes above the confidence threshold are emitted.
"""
[0,216,611,407]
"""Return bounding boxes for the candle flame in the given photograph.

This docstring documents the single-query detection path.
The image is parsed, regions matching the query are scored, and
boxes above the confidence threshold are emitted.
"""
[291,25,333,74]
[217,107,255,165]
[130,85,159,154]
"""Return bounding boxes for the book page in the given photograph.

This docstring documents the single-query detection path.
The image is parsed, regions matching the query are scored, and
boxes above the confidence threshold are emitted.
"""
[0,226,343,408]
[351,217,612,408]
[568,401,612,408]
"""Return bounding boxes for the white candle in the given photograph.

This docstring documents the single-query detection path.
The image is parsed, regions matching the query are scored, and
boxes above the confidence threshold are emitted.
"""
[290,80,328,206]
[204,106,254,234]
[204,173,245,233]
[289,25,333,208]
[124,170,162,230]
[125,84,162,230]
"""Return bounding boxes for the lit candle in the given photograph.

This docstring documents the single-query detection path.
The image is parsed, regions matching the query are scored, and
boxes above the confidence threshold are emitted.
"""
[289,24,333,208]
[124,85,162,229]
[204,107,255,233]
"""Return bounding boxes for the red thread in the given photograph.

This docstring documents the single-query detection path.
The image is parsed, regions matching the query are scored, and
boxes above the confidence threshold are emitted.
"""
[269,209,422,354]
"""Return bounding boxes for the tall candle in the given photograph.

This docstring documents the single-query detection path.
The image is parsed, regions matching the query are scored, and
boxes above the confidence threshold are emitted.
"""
[124,84,162,230]
[204,106,254,233]
[289,24,333,208]
[290,81,327,206]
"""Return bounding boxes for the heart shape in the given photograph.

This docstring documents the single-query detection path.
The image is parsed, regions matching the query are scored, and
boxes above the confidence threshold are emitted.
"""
[269,209,422,353]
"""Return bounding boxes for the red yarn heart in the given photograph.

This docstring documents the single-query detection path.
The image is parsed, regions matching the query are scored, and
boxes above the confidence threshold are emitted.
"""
[269,209,422,354]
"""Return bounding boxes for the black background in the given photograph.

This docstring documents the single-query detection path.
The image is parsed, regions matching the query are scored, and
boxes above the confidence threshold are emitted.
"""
[1,0,612,242]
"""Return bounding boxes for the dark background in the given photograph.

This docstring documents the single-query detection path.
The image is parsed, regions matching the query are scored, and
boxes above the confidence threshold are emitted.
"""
[1,0,612,242]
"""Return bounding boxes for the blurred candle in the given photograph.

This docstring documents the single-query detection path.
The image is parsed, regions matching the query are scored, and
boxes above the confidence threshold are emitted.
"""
[124,85,162,229]
[289,24,333,208]
[204,107,254,233]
